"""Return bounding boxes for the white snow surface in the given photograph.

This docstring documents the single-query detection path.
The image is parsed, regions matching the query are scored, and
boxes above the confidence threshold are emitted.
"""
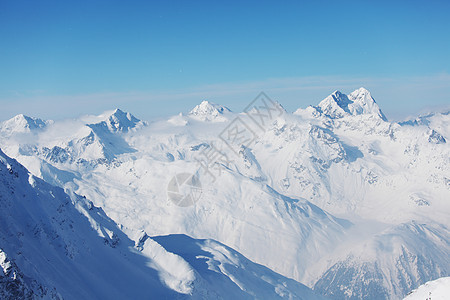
[404,277,450,300]
[0,148,323,299]
[0,87,449,299]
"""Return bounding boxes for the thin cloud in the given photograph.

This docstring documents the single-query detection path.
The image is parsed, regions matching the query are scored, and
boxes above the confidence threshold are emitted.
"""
[1,74,449,122]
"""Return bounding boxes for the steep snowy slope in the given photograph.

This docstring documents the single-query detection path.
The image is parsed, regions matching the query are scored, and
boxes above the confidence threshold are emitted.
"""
[269,107,449,224]
[145,234,327,299]
[0,148,323,299]
[0,87,448,299]
[0,148,179,299]
[403,276,450,300]
[313,221,450,299]
[0,110,351,284]
[0,247,46,299]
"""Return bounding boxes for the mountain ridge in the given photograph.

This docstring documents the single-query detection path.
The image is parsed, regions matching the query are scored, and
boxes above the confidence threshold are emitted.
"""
[0,147,324,299]
[0,88,448,299]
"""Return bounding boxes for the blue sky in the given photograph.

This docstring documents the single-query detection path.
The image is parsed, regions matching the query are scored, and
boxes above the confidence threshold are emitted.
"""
[1,0,449,121]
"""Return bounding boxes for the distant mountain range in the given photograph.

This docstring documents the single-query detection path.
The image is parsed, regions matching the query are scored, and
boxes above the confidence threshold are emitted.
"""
[1,88,448,299]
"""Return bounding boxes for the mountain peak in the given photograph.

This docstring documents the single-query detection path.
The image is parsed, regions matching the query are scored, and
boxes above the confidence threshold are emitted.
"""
[348,87,373,104]
[331,90,345,96]
[110,108,138,121]
[105,109,143,132]
[317,91,352,118]
[348,87,387,121]
[352,87,371,95]
[112,108,124,114]
[0,114,48,135]
[84,109,145,134]
[317,88,387,121]
[189,100,231,121]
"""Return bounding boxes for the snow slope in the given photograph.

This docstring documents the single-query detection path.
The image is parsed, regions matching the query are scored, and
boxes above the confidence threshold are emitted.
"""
[404,276,450,300]
[0,148,179,299]
[314,221,450,299]
[0,148,322,299]
[1,88,449,299]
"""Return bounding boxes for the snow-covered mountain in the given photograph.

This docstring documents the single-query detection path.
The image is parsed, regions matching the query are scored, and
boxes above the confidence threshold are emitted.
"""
[0,148,176,299]
[0,87,449,299]
[0,114,50,136]
[314,221,450,298]
[96,108,146,133]
[5,109,145,167]
[313,88,387,121]
[0,148,323,299]
[189,100,231,122]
